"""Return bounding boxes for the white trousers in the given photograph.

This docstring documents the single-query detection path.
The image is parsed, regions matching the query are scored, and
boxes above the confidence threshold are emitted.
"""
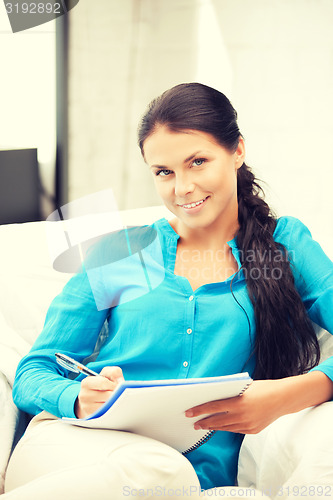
[3,412,270,500]
[4,411,201,500]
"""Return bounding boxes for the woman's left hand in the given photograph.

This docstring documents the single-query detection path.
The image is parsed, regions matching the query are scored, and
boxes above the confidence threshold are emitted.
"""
[185,379,286,434]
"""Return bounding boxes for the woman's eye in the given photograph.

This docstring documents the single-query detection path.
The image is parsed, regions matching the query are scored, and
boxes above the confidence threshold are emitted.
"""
[192,158,206,167]
[155,169,172,177]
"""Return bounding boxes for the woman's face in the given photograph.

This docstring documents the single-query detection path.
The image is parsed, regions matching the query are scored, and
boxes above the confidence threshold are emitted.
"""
[143,125,245,233]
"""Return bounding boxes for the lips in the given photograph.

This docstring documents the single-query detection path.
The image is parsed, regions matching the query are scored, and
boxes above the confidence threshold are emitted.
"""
[178,196,209,209]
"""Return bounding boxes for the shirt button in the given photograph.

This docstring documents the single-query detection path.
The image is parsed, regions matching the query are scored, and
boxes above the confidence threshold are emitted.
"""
[189,295,194,301]
[187,328,192,334]
[183,361,189,367]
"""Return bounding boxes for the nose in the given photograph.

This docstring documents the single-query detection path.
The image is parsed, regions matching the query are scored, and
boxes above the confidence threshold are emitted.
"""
[174,173,195,198]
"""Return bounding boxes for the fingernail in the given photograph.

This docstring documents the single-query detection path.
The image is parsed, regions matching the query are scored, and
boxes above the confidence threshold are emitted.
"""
[194,423,202,430]
[185,410,193,417]
[116,377,125,383]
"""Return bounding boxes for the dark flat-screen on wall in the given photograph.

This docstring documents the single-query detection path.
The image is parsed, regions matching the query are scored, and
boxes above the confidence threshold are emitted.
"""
[0,148,41,225]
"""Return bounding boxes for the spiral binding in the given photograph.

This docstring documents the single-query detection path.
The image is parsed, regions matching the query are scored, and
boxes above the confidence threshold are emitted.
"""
[238,380,252,395]
[182,430,216,455]
[182,379,253,456]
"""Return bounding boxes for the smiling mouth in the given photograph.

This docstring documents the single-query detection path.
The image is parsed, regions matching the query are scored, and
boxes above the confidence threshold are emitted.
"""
[178,196,209,209]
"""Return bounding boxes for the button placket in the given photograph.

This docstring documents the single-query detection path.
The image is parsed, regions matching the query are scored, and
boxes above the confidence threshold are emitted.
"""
[180,294,195,375]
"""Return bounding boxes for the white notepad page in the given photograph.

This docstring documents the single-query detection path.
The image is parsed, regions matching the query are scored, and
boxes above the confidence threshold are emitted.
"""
[62,373,252,454]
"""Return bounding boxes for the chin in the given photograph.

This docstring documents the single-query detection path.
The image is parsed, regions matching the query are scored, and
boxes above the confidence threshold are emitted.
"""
[180,213,214,228]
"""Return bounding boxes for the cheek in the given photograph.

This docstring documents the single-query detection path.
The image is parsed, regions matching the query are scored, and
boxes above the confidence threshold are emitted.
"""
[154,179,172,201]
[205,166,232,186]
[210,167,238,197]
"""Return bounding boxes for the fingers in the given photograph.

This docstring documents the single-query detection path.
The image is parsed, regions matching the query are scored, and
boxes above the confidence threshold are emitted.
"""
[194,408,238,428]
[185,396,250,434]
[194,415,264,434]
[194,413,238,430]
[81,375,111,390]
[100,366,125,384]
[81,366,124,391]
[185,395,239,417]
[75,366,124,419]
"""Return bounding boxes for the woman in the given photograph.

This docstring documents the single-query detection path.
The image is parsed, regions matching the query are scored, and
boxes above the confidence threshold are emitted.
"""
[4,83,333,498]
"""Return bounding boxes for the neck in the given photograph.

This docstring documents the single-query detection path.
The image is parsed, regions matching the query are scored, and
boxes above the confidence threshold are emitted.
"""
[171,208,239,251]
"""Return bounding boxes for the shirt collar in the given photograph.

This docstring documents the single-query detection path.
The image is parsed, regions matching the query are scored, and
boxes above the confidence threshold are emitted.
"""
[227,237,242,269]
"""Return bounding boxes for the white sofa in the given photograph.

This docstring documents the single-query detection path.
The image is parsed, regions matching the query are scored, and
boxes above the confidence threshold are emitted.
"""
[1,206,333,499]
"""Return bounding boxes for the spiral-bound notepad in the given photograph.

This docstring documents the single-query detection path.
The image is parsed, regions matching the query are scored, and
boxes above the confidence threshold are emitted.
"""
[62,372,252,455]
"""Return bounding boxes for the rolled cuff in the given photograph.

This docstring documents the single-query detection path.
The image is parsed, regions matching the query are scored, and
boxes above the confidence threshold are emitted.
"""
[57,381,81,418]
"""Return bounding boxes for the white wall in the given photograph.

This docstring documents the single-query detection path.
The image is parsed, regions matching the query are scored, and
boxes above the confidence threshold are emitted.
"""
[211,0,333,255]
[67,0,198,210]
[67,0,333,256]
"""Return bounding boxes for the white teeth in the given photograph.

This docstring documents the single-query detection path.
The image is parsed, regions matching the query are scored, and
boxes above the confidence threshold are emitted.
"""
[182,197,206,209]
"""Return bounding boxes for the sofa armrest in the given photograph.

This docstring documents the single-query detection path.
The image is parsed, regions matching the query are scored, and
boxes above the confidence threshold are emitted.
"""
[238,402,333,499]
[0,373,19,494]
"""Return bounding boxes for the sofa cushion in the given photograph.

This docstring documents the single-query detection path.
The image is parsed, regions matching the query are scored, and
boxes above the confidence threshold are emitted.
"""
[0,221,70,348]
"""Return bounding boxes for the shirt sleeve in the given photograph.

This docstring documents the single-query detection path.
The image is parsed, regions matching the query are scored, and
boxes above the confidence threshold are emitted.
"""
[12,259,109,419]
[279,217,333,381]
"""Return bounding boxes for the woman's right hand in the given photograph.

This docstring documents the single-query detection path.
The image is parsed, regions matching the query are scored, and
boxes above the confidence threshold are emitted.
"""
[74,366,124,419]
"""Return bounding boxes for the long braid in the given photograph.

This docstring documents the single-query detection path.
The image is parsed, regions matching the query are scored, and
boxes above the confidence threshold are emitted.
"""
[236,163,320,379]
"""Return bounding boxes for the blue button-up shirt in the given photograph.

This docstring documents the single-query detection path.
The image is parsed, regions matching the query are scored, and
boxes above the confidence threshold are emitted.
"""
[13,216,333,489]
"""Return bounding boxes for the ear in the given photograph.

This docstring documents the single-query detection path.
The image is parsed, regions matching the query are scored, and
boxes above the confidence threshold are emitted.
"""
[235,137,245,169]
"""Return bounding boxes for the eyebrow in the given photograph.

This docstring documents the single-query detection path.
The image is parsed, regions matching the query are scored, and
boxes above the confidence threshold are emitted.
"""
[150,151,205,170]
